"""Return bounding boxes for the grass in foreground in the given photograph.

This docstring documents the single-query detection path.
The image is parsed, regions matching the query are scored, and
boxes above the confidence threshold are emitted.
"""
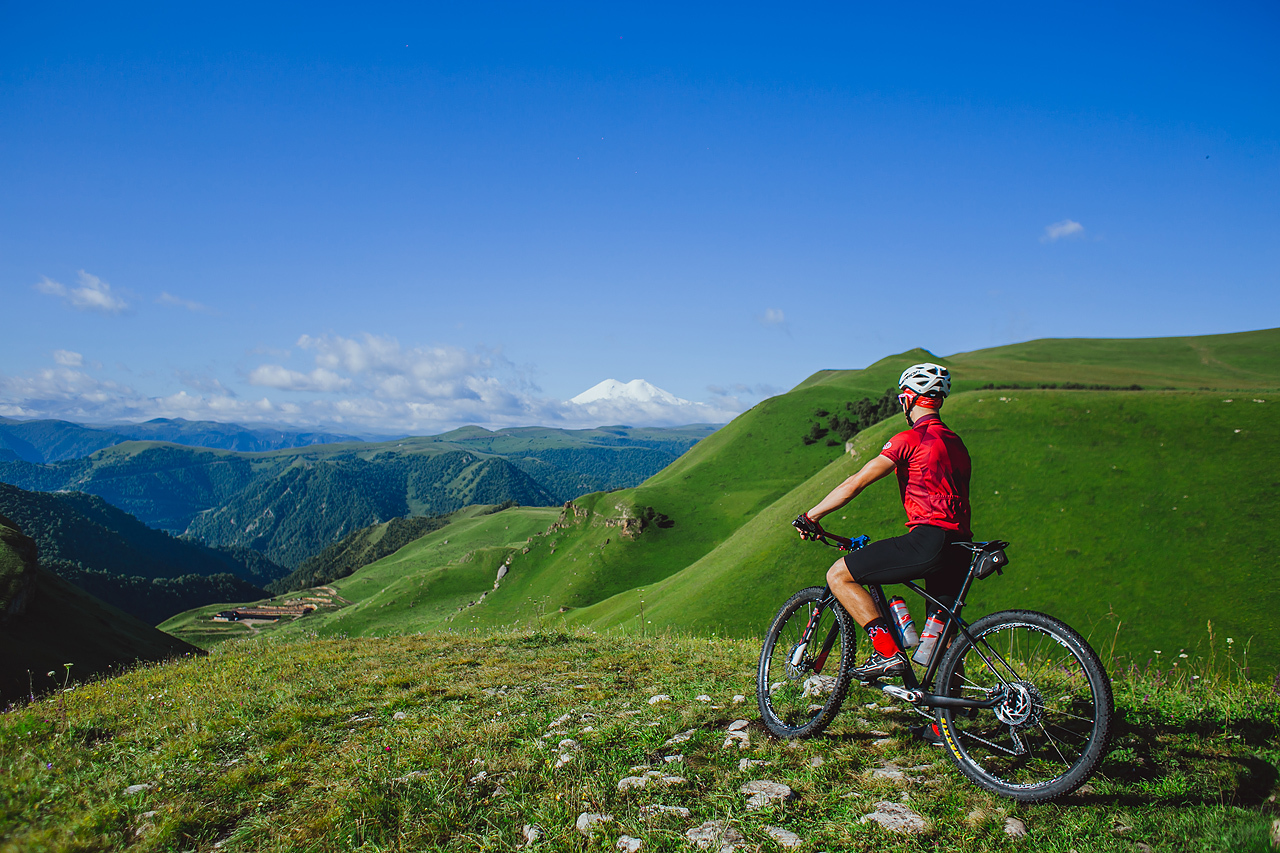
[3,629,1277,852]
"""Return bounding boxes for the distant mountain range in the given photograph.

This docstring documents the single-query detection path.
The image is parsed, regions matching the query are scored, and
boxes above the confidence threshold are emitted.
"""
[0,416,363,463]
[0,423,718,568]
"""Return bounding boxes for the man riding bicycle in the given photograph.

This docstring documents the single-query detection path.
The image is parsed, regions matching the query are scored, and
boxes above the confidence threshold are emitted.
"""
[795,362,971,685]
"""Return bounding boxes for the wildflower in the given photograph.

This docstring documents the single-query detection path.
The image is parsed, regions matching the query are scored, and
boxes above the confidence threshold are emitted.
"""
[46,763,52,770]
[1179,653,1188,659]
[1226,637,1234,645]
[46,671,55,678]
[1153,650,1162,655]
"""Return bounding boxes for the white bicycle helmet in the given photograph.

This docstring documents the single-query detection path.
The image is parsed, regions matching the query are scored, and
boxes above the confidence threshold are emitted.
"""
[898,363,951,398]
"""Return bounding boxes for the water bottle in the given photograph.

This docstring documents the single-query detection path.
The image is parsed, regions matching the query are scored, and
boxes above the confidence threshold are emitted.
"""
[888,596,919,648]
[913,612,947,665]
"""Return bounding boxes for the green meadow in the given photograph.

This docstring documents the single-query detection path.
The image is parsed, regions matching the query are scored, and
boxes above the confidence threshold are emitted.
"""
[2,628,1276,852]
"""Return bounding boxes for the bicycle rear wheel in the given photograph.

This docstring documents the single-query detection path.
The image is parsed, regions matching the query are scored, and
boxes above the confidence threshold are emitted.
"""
[933,609,1113,802]
[757,587,857,738]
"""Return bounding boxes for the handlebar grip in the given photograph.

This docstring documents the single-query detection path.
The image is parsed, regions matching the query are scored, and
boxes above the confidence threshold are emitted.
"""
[792,513,821,537]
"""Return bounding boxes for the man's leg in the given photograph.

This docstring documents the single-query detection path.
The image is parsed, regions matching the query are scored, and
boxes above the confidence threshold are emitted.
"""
[825,558,880,626]
[826,558,906,680]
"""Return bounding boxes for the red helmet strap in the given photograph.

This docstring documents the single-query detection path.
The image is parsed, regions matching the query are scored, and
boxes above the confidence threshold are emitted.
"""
[899,389,940,426]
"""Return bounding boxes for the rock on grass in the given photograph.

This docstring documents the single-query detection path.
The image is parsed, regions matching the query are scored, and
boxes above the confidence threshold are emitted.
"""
[859,801,927,834]
[763,826,803,848]
[686,820,745,852]
[740,780,793,810]
[575,813,614,837]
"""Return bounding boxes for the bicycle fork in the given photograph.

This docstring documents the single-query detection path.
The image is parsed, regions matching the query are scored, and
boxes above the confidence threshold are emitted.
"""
[791,588,842,675]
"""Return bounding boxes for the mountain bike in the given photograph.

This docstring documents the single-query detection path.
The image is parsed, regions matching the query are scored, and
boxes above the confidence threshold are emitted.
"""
[756,521,1113,803]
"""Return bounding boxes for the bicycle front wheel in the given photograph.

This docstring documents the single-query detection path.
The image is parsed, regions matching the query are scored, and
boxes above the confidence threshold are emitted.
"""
[934,609,1113,802]
[757,587,857,739]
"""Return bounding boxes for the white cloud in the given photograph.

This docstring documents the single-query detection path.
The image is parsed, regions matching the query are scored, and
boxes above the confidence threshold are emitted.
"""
[35,271,128,314]
[562,396,738,428]
[247,364,352,393]
[1041,219,1085,242]
[761,308,786,325]
[157,292,212,313]
[0,331,751,434]
[35,277,65,297]
[52,349,84,367]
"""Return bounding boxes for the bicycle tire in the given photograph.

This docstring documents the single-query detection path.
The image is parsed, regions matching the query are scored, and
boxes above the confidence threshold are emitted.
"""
[933,609,1113,803]
[757,587,857,738]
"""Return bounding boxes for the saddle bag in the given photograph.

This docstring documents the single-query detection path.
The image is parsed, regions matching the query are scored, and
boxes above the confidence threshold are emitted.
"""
[974,543,1009,580]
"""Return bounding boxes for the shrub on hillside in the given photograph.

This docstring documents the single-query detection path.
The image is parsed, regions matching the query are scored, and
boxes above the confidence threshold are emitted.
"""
[803,388,899,445]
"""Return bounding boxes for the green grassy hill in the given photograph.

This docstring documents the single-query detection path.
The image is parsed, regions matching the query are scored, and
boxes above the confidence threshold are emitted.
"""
[160,505,561,646]
[2,628,1276,851]
[797,327,1280,393]
[266,514,453,593]
[162,328,1280,680]
[0,513,200,704]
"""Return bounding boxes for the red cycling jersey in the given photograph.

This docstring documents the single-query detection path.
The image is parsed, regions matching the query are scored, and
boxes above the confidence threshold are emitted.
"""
[878,413,972,537]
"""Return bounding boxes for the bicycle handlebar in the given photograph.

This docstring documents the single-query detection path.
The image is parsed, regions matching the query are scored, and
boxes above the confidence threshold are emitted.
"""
[792,514,869,552]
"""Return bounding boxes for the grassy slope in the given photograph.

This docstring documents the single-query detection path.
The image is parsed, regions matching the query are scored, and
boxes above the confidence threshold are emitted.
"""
[569,390,1280,677]
[796,327,1280,393]
[2,629,1276,852]
[161,506,563,645]
[292,506,562,638]
[945,327,1280,390]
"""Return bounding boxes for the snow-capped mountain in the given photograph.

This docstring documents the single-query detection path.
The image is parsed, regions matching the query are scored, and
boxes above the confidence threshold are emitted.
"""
[565,379,736,427]
[570,379,690,407]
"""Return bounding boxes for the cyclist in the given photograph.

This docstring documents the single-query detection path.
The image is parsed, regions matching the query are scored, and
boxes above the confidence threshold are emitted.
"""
[795,362,971,686]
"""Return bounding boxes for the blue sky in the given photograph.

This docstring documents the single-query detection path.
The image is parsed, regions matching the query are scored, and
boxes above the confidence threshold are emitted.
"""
[3,2,1277,433]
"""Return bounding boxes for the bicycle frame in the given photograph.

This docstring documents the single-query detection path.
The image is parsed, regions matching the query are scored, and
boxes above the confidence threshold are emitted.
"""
[805,530,1010,710]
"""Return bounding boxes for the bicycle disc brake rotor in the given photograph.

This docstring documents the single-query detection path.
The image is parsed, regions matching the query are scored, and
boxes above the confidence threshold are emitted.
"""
[994,680,1044,729]
[785,643,810,680]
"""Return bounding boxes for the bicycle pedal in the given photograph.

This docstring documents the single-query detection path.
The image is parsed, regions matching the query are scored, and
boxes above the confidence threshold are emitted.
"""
[880,684,925,704]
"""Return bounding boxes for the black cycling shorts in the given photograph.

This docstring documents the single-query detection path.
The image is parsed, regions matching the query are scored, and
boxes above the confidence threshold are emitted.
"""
[841,524,969,609]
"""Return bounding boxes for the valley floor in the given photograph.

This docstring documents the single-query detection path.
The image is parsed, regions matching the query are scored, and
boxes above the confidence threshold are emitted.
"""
[2,629,1277,852]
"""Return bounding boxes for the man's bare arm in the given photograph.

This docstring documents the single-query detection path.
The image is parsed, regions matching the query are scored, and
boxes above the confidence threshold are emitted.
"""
[805,455,896,523]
